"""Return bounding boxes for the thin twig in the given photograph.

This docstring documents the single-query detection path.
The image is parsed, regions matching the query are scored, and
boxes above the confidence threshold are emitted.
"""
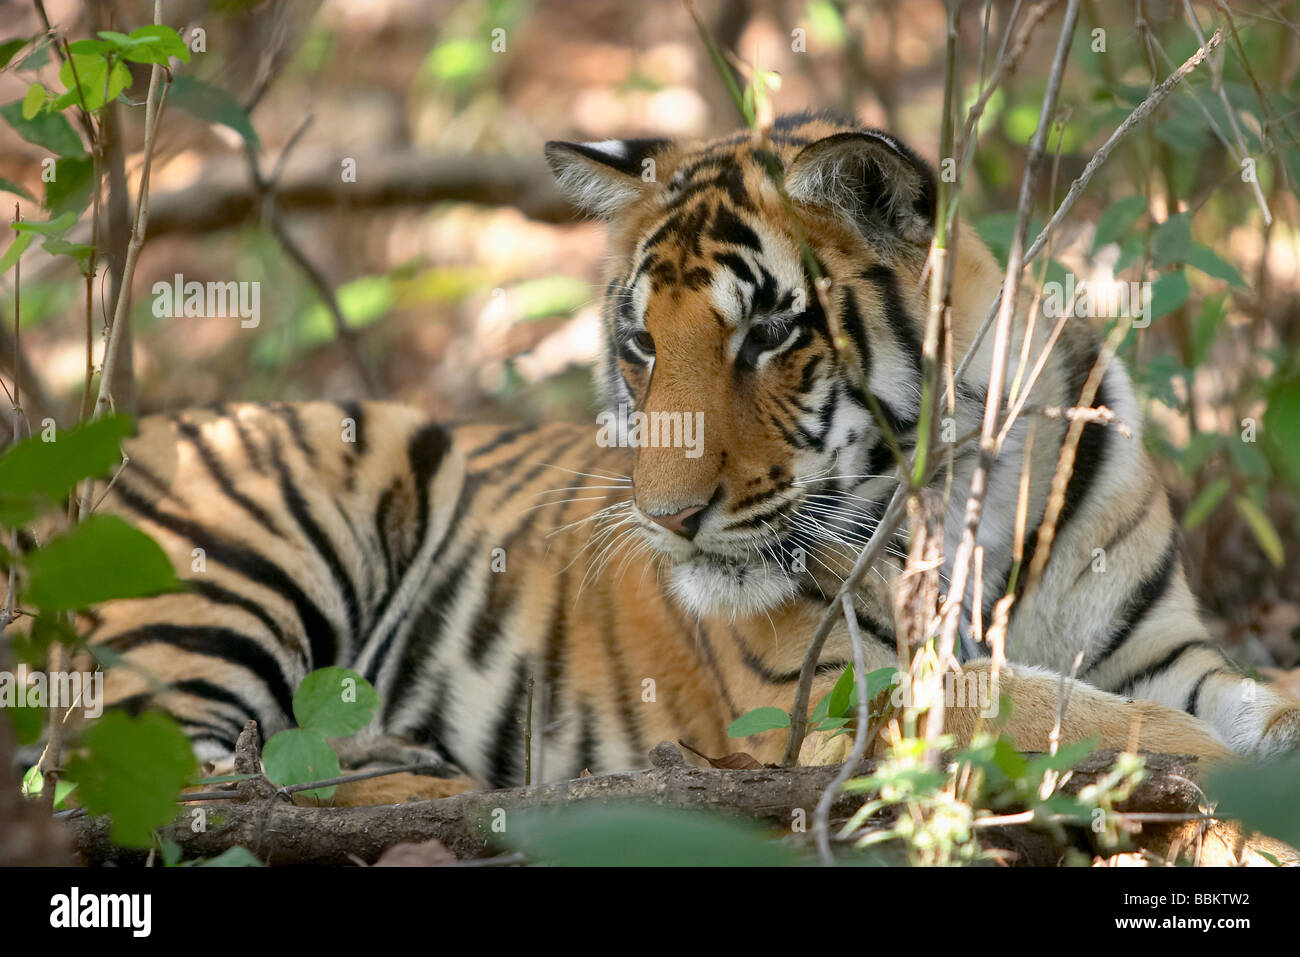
[243,114,376,396]
[955,29,1225,387]
[92,0,171,420]
[781,476,909,766]
[1,203,20,638]
[813,593,874,866]
[275,762,446,798]
[936,0,1081,692]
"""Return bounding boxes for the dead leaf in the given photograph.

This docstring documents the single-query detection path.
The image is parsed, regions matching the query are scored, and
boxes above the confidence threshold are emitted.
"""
[676,739,772,769]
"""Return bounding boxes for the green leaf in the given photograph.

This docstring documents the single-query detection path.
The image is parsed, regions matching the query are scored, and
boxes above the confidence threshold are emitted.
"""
[0,37,31,70]
[21,82,45,120]
[168,75,260,152]
[63,711,197,847]
[0,176,33,201]
[827,664,856,719]
[1205,756,1300,848]
[44,154,94,218]
[52,53,132,112]
[1151,213,1191,267]
[1091,195,1147,252]
[195,846,263,867]
[809,690,831,726]
[25,515,184,611]
[1025,736,1098,779]
[261,728,340,800]
[1190,292,1227,368]
[974,212,1044,268]
[66,39,112,56]
[8,699,44,745]
[991,736,1029,781]
[504,804,799,866]
[11,210,77,237]
[292,666,380,737]
[1148,270,1190,320]
[0,413,133,526]
[42,237,94,273]
[21,763,42,797]
[0,231,32,274]
[1228,437,1270,480]
[1263,376,1300,491]
[1233,496,1284,567]
[1185,243,1246,288]
[108,25,192,65]
[865,666,899,702]
[726,706,790,737]
[159,838,183,866]
[0,98,85,155]
[1182,477,1230,530]
[1114,234,1145,274]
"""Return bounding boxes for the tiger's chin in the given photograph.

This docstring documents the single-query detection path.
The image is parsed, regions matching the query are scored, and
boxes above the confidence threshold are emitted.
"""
[666,554,800,618]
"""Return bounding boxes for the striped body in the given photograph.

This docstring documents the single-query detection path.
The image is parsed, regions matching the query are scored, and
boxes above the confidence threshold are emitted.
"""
[53,114,1300,786]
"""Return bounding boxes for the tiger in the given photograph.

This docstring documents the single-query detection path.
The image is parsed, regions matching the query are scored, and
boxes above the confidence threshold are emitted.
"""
[19,112,1300,795]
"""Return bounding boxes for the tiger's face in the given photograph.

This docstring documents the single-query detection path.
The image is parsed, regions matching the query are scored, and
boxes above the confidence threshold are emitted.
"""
[546,114,948,617]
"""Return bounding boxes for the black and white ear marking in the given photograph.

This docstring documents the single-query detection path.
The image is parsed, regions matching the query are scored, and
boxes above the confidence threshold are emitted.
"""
[544,138,671,219]
[784,130,937,245]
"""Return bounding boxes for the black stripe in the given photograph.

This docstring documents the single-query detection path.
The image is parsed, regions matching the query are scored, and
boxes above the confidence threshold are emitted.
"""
[107,624,295,721]
[598,589,645,759]
[728,625,852,684]
[486,657,529,788]
[709,204,762,252]
[269,436,362,651]
[1117,640,1214,696]
[541,567,570,726]
[170,678,262,729]
[466,573,517,669]
[1085,538,1178,676]
[112,479,339,670]
[407,670,464,775]
[1071,485,1159,589]
[572,699,598,778]
[221,405,266,472]
[1185,668,1221,717]
[840,288,873,382]
[1053,342,1110,537]
[860,264,922,381]
[373,481,400,583]
[337,401,367,456]
[465,424,532,459]
[186,578,303,665]
[714,251,756,287]
[385,545,475,690]
[690,620,738,720]
[270,403,316,465]
[189,732,241,752]
[174,418,283,536]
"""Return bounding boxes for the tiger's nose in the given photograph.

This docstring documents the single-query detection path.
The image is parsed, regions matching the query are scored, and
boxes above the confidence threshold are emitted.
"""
[647,504,707,540]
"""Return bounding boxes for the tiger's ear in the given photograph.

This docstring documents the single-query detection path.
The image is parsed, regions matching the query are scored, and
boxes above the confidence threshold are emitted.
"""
[784,131,936,246]
[544,138,670,219]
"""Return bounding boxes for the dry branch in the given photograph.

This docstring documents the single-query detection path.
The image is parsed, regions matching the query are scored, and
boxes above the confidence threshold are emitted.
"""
[62,746,1273,867]
[55,153,575,248]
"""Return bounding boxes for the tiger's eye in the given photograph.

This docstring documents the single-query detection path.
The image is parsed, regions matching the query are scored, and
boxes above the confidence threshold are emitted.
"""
[633,331,656,354]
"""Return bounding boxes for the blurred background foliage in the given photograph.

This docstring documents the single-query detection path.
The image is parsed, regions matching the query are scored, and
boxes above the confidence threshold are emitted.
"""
[1,0,1299,678]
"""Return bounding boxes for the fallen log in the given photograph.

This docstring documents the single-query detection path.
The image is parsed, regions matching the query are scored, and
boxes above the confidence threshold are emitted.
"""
[65,734,1288,867]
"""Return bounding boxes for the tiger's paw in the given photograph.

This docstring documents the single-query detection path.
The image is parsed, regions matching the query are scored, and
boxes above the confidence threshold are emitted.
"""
[1257,702,1300,756]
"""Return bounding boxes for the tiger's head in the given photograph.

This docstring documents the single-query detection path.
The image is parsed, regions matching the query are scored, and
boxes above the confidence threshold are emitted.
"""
[546,113,1003,617]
